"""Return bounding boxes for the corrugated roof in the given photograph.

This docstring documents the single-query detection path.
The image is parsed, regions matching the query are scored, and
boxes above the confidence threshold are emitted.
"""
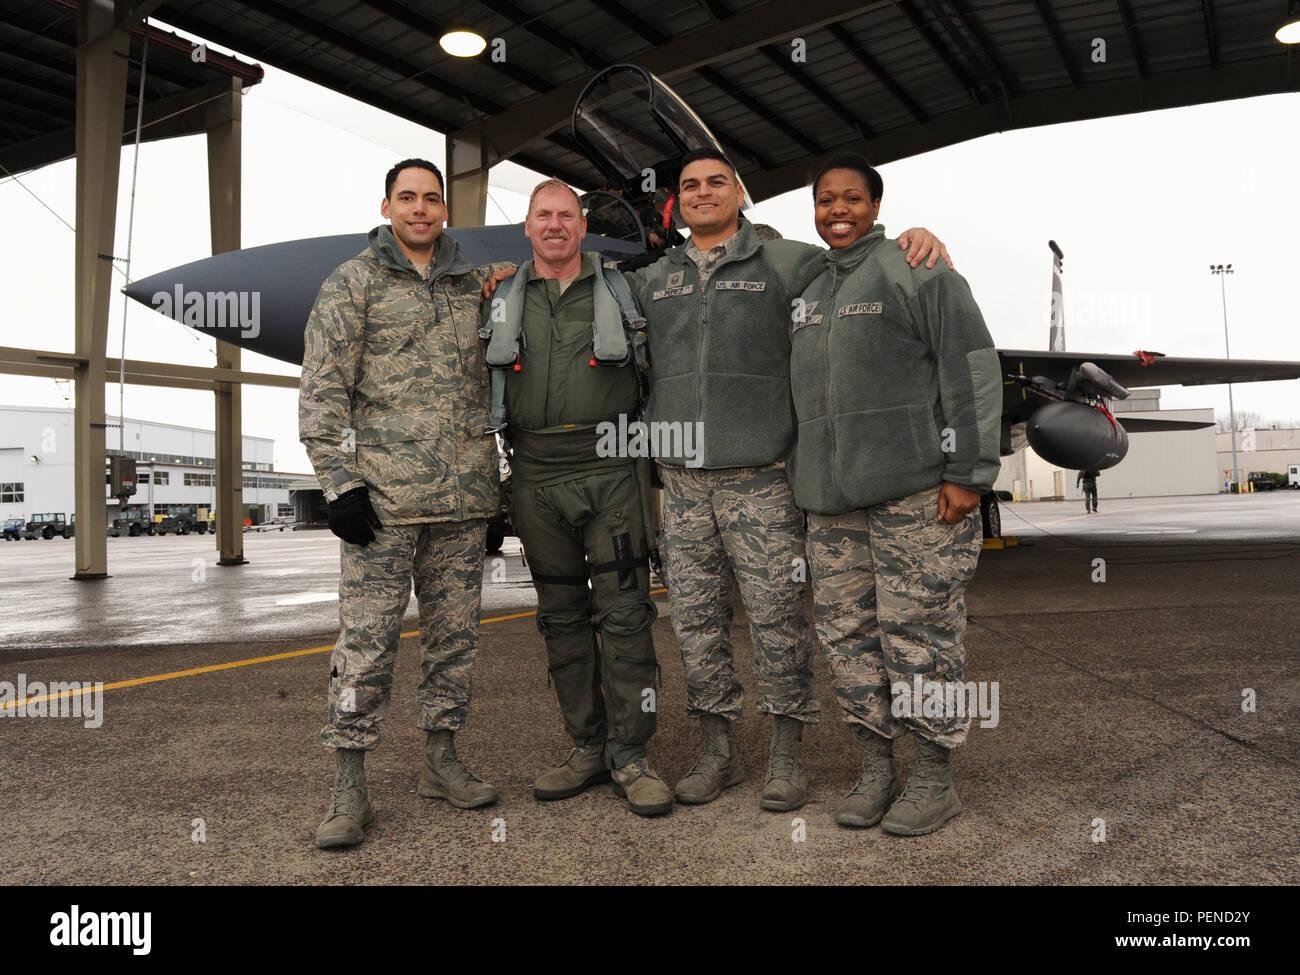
[3,0,1295,196]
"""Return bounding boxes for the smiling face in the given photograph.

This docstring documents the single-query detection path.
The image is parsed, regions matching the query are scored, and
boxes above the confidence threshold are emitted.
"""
[380,166,446,262]
[678,158,744,243]
[814,168,881,249]
[524,183,586,269]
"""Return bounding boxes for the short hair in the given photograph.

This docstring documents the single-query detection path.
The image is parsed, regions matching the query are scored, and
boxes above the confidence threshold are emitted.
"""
[527,178,583,214]
[812,153,883,202]
[385,158,444,200]
[677,147,737,186]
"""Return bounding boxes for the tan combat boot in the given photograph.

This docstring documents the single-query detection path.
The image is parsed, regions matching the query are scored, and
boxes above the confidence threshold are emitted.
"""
[417,730,498,809]
[881,735,961,836]
[674,714,743,804]
[316,748,375,849]
[835,725,896,828]
[611,757,674,817]
[533,743,611,800]
[760,715,808,812]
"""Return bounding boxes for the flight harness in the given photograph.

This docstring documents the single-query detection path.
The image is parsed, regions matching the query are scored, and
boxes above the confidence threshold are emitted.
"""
[479,254,659,574]
[481,254,650,432]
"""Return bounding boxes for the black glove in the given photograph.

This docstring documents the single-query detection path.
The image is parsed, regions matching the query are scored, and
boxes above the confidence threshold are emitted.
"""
[616,247,667,273]
[327,486,383,546]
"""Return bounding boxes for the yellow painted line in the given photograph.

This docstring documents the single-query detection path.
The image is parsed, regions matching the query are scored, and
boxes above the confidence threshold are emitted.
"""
[981,536,1019,550]
[1033,505,1139,527]
[1,586,669,712]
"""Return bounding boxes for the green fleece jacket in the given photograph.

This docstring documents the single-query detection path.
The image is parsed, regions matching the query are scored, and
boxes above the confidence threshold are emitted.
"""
[788,224,1001,515]
[627,219,814,468]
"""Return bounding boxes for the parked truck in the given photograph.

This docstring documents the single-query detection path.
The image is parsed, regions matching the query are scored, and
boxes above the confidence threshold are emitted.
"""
[23,512,72,539]
[1246,471,1284,492]
[2,517,24,541]
[155,507,210,535]
[108,515,155,537]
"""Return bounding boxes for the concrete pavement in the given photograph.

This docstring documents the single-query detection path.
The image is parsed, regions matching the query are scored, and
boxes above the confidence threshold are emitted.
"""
[0,494,1296,884]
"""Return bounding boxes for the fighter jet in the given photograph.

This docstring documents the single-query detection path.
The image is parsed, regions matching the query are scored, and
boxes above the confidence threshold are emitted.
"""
[124,64,703,364]
[124,64,1300,508]
[998,240,1300,472]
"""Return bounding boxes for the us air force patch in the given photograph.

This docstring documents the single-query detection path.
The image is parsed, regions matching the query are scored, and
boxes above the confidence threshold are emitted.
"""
[839,302,883,317]
[714,280,766,291]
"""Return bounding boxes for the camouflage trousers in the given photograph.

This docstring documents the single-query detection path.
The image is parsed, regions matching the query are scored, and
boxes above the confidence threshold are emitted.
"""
[806,486,982,749]
[658,462,820,723]
[321,518,486,751]
[513,464,658,770]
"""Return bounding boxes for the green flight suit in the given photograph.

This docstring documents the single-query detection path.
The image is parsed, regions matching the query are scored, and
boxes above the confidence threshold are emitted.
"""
[497,256,659,770]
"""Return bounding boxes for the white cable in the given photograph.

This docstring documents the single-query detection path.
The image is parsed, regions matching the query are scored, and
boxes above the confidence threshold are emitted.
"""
[118,25,149,452]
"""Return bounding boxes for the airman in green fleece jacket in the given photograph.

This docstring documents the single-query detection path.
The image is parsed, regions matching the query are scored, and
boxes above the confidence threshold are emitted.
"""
[624,148,952,814]
[791,154,1001,838]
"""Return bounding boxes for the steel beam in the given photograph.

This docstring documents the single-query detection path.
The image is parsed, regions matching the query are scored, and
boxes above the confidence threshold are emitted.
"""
[0,347,299,390]
[207,78,247,566]
[449,0,888,171]
[70,0,129,579]
[744,56,1300,200]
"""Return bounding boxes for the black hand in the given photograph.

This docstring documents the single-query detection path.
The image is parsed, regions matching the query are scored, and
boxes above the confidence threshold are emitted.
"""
[328,486,380,546]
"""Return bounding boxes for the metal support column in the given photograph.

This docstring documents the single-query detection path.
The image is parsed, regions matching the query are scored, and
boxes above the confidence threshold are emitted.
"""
[446,130,493,228]
[71,3,130,579]
[208,77,247,565]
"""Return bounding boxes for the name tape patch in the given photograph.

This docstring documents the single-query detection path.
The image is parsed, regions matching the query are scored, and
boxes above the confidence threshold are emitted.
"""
[652,284,695,300]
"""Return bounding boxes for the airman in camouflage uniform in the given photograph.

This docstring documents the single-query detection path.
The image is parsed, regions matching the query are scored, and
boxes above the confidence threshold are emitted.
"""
[627,149,948,813]
[792,154,998,836]
[626,152,819,812]
[301,159,512,849]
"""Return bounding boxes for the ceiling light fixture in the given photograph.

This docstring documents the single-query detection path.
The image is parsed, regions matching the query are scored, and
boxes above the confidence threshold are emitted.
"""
[439,28,486,57]
[1278,3,1300,43]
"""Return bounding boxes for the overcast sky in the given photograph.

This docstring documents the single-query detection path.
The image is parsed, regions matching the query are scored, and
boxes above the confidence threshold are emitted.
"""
[1,25,1297,475]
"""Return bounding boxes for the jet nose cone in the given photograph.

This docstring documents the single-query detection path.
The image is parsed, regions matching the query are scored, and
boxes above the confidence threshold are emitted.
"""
[123,234,370,367]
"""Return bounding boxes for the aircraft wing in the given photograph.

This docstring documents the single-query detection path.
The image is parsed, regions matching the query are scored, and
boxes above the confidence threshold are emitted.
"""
[1114,416,1214,433]
[123,227,642,367]
[999,348,1300,424]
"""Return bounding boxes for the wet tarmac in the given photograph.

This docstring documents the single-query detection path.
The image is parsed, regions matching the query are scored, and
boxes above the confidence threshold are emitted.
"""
[0,494,1296,884]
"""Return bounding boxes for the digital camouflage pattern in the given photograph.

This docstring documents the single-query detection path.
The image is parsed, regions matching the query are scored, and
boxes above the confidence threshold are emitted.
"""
[321,518,487,750]
[658,462,820,723]
[299,224,513,524]
[805,485,982,749]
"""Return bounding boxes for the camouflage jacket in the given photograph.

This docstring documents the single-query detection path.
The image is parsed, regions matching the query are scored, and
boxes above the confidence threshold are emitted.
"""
[299,224,512,524]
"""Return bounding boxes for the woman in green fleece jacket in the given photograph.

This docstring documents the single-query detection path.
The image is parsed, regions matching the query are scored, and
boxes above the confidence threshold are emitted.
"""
[791,153,1002,836]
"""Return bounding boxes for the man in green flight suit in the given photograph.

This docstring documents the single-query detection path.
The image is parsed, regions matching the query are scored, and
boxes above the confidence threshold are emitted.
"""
[485,179,672,817]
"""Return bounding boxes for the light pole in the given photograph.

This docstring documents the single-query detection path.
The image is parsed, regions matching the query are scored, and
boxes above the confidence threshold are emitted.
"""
[1210,264,1239,491]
